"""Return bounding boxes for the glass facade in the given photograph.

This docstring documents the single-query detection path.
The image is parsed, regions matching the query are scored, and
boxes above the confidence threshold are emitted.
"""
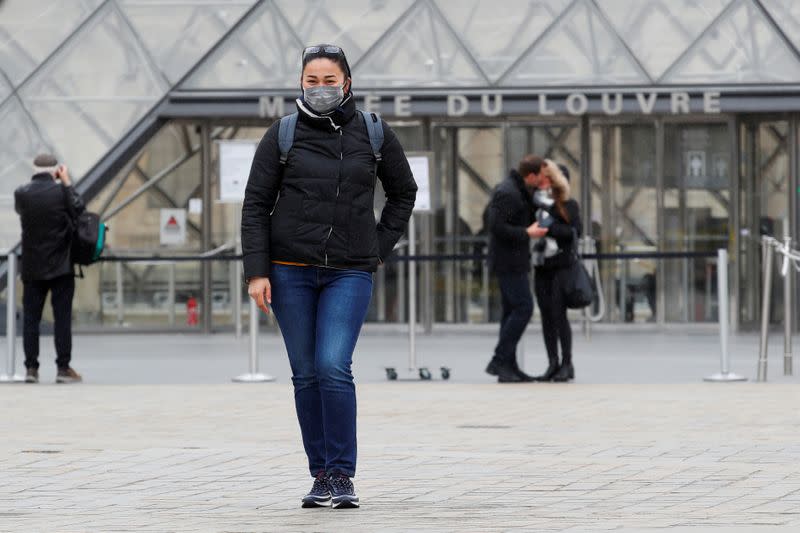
[2,0,799,331]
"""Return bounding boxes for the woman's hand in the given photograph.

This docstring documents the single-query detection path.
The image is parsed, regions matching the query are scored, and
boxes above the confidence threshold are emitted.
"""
[248,277,272,314]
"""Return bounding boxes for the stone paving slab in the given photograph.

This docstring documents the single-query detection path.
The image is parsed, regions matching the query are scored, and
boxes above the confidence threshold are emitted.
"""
[2,383,800,531]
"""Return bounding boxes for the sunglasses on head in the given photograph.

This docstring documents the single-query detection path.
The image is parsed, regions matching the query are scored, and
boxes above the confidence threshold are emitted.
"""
[303,45,343,59]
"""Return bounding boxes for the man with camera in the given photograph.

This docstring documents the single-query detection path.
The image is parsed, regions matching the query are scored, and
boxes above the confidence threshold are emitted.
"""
[14,154,85,384]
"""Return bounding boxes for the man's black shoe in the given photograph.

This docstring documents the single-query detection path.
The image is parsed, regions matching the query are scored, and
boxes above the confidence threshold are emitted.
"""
[328,473,359,509]
[509,359,535,382]
[485,356,502,376]
[25,368,38,384]
[496,364,523,383]
[301,472,331,508]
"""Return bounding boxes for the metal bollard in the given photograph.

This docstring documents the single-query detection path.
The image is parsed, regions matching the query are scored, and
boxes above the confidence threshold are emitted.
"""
[168,262,176,326]
[232,298,275,383]
[784,233,793,376]
[408,215,417,372]
[115,261,124,326]
[704,249,746,382]
[757,238,774,382]
[1,252,24,383]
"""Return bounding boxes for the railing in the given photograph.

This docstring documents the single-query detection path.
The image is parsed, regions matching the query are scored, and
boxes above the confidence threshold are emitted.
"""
[757,233,796,382]
[0,246,745,383]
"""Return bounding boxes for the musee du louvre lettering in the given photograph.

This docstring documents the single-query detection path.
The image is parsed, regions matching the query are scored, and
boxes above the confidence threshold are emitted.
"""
[258,91,723,119]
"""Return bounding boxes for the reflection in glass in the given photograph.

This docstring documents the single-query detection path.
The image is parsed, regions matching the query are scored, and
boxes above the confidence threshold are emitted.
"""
[663,123,730,322]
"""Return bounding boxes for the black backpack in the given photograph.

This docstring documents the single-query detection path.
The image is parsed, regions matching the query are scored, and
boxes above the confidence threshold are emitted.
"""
[71,211,107,266]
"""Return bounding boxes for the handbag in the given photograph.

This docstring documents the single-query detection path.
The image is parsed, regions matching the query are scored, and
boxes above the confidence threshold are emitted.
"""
[562,229,595,309]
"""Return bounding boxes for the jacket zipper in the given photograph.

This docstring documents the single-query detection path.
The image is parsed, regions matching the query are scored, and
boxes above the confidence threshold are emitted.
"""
[269,191,281,215]
[323,129,344,266]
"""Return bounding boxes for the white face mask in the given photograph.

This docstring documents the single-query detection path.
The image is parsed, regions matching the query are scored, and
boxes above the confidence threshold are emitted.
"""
[303,84,344,114]
[533,188,554,208]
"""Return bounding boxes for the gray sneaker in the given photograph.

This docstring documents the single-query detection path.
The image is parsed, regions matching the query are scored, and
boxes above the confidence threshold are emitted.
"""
[328,474,359,509]
[56,367,82,384]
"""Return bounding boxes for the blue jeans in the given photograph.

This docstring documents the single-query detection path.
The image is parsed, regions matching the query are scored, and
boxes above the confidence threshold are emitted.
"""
[269,264,373,478]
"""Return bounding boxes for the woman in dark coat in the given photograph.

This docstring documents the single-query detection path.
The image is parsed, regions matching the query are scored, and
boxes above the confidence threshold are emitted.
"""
[532,161,581,382]
[241,44,417,509]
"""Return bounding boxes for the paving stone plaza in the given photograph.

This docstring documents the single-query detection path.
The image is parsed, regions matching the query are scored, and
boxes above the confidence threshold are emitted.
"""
[2,330,799,532]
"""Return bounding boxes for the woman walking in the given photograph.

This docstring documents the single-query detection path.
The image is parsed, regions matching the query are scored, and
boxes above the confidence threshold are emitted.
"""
[241,44,417,509]
[532,162,581,382]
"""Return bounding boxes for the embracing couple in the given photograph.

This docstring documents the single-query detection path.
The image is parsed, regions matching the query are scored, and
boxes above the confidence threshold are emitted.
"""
[485,155,582,384]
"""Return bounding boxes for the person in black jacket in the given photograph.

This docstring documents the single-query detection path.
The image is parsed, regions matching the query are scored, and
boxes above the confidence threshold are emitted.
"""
[14,154,85,384]
[485,155,549,383]
[241,44,417,510]
[532,161,582,383]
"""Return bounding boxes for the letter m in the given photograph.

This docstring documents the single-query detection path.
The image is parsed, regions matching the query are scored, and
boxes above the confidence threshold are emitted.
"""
[259,96,284,118]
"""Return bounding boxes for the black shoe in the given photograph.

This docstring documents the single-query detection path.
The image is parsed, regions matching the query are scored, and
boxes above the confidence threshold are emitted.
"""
[25,368,38,384]
[534,362,560,382]
[509,359,535,382]
[496,363,523,383]
[552,363,575,382]
[328,473,359,509]
[301,472,331,508]
[485,356,502,376]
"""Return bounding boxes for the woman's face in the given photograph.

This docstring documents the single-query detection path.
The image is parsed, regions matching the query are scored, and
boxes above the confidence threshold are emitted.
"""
[538,175,552,190]
[302,58,350,92]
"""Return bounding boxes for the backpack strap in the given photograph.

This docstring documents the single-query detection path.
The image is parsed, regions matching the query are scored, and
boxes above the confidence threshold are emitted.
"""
[358,110,384,163]
[278,112,298,165]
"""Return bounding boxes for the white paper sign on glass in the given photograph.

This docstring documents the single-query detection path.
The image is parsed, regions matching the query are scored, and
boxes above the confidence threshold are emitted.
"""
[407,155,431,213]
[219,140,258,203]
[160,209,187,246]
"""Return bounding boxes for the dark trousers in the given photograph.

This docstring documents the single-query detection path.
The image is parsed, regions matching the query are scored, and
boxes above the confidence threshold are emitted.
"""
[534,267,572,365]
[23,275,75,370]
[269,264,373,478]
[493,272,533,364]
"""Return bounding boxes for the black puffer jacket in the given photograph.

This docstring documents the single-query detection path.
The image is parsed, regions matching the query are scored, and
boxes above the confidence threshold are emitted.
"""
[15,174,85,282]
[241,95,417,280]
[486,170,536,274]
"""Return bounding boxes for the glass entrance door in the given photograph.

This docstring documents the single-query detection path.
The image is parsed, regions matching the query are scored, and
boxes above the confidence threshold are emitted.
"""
[739,119,792,327]
[590,123,658,323]
[662,122,731,323]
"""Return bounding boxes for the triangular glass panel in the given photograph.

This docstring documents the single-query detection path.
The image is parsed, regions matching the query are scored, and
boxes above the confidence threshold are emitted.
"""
[182,2,303,89]
[664,0,800,83]
[119,0,256,84]
[0,96,50,196]
[355,1,486,87]
[760,0,800,57]
[0,71,11,105]
[503,0,649,86]
[435,0,571,82]
[20,5,166,101]
[597,0,731,80]
[21,101,154,179]
[0,0,102,87]
[275,0,415,66]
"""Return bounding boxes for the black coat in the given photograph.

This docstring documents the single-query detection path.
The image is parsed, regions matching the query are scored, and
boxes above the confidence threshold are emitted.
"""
[241,95,417,280]
[535,198,582,271]
[486,170,536,275]
[15,174,85,282]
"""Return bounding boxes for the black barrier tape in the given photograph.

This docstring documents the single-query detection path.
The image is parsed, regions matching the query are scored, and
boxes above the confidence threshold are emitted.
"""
[0,250,719,264]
